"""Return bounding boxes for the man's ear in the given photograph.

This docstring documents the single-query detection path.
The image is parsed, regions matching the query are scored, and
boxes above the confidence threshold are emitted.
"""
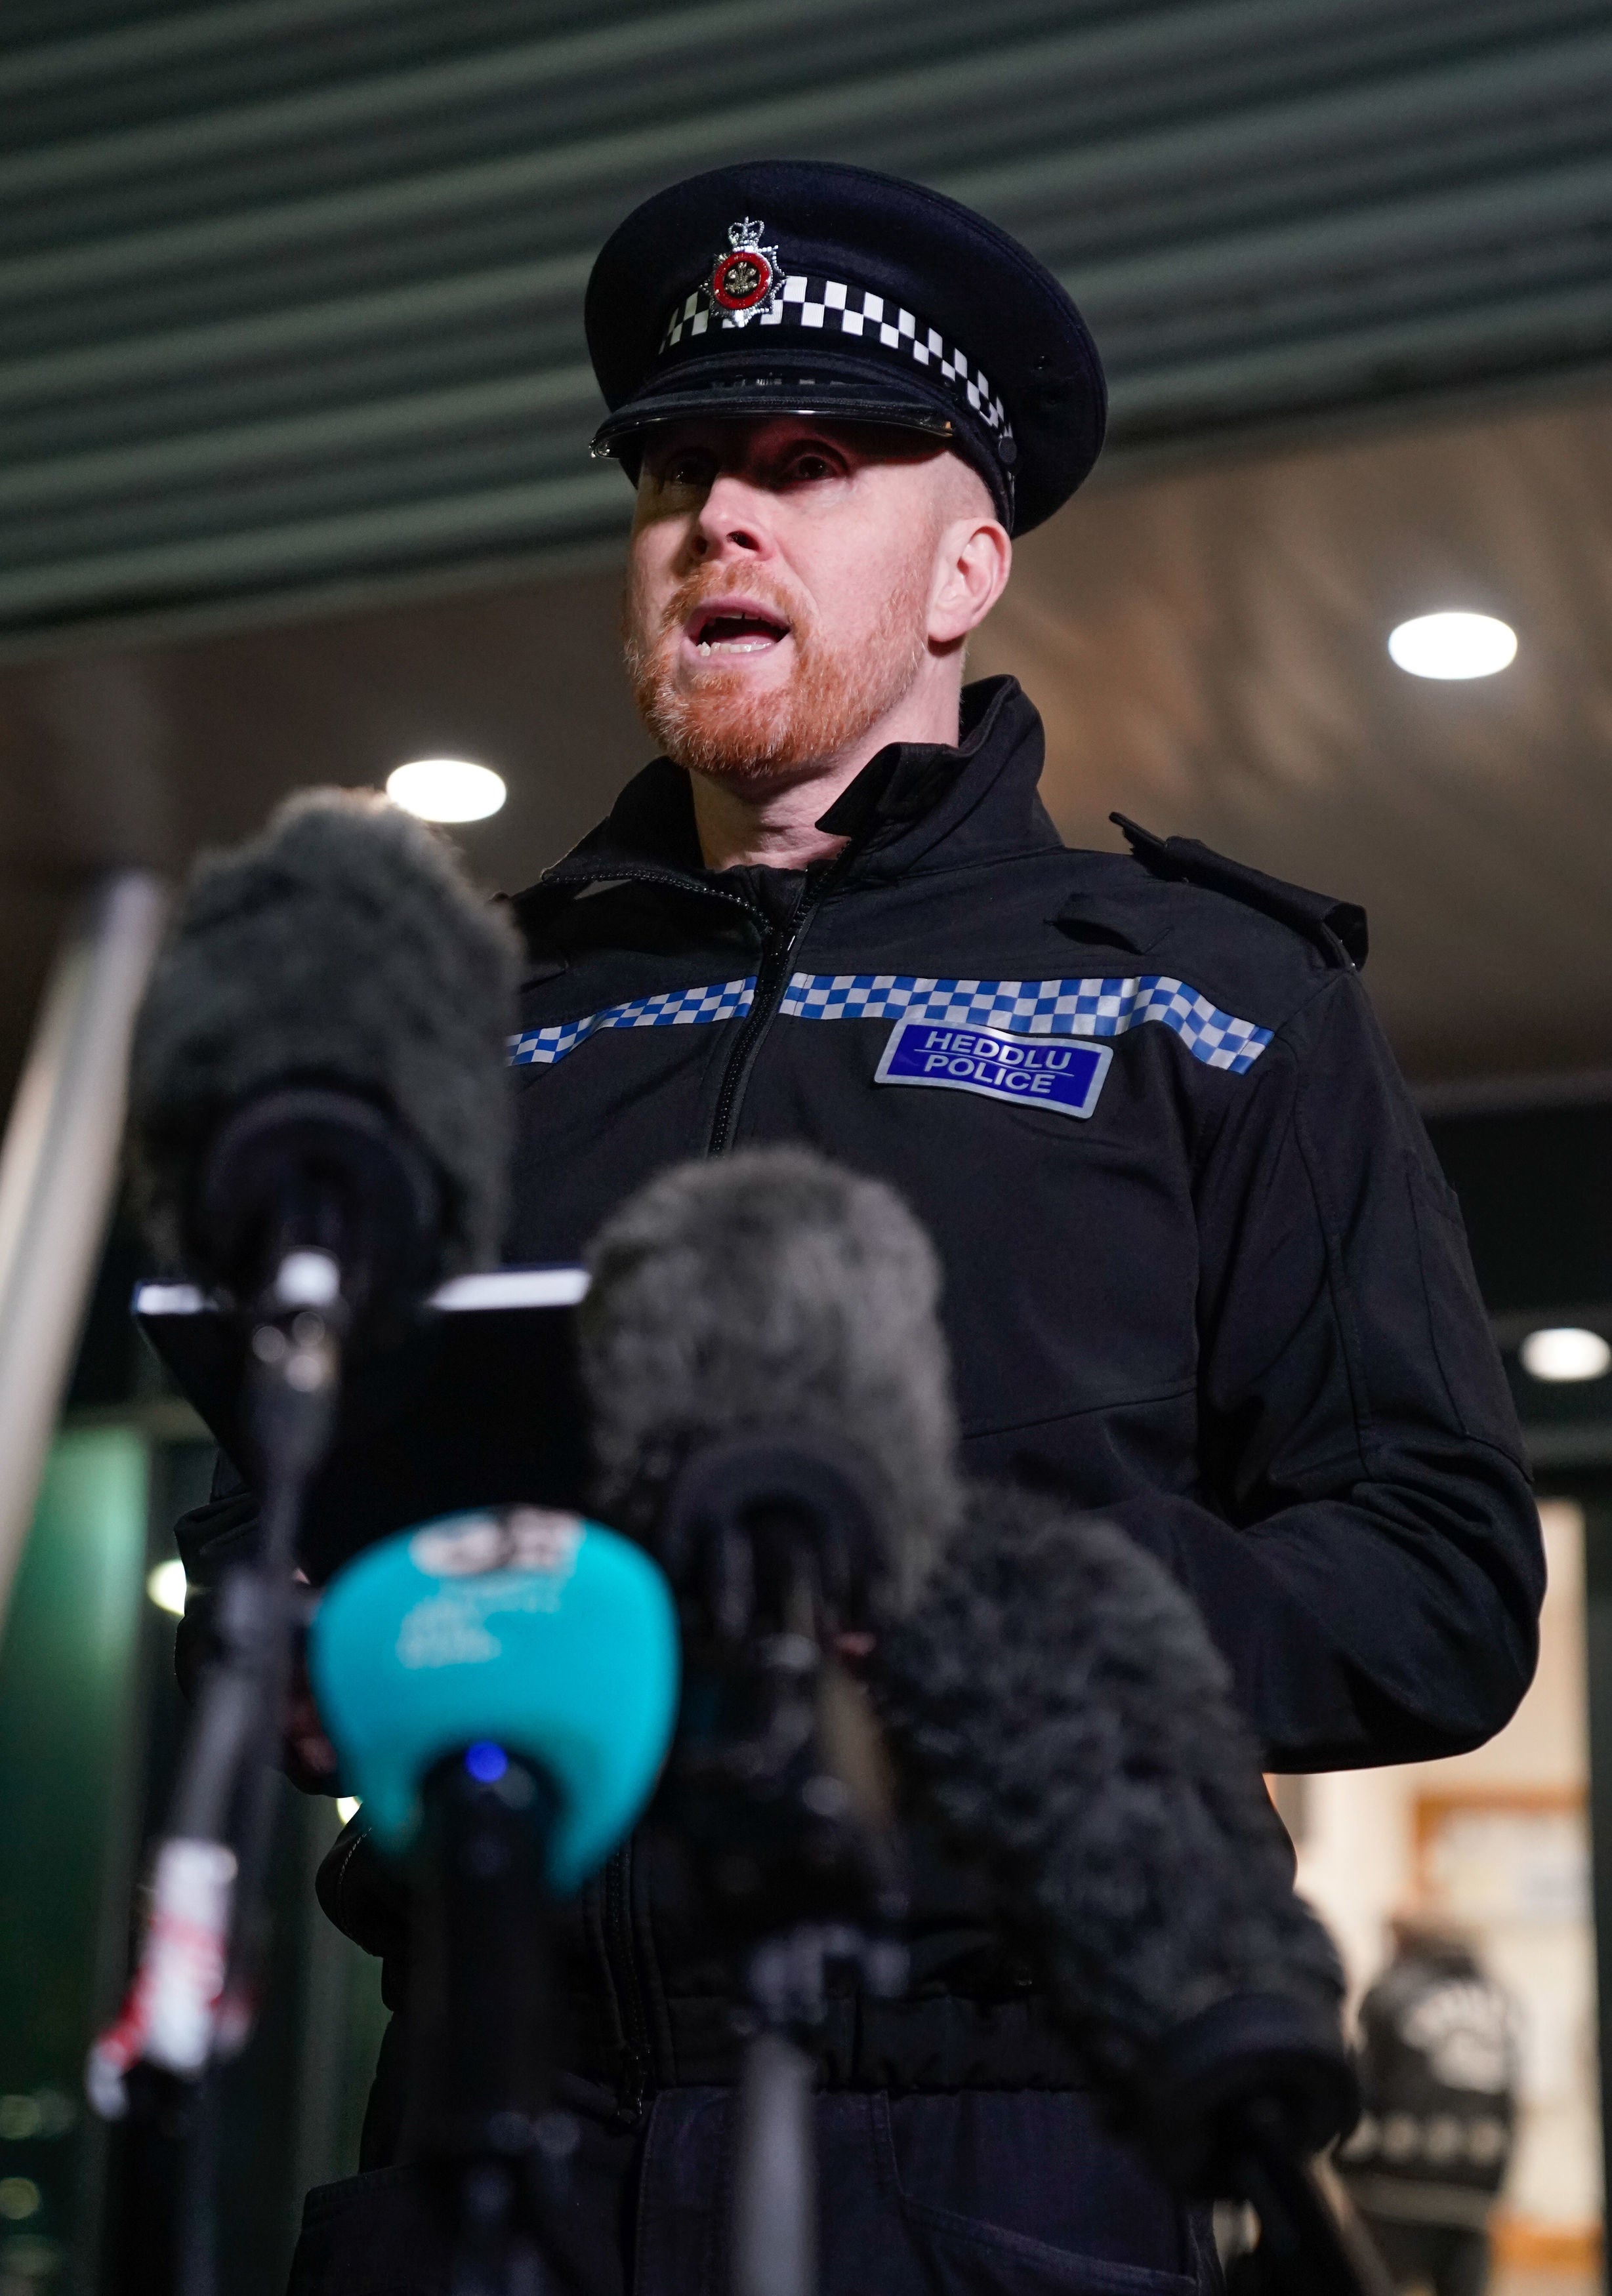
[928,515,1012,647]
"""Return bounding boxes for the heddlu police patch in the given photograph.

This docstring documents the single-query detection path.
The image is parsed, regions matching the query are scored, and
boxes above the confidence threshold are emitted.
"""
[874,1019,1111,1118]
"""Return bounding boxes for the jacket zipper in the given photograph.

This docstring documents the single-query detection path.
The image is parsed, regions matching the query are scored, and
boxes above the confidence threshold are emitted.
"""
[603,1840,653,2122]
[707,853,850,1156]
[532,857,843,1162]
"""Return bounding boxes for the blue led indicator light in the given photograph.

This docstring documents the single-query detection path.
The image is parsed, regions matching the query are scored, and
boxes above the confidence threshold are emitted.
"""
[464,1740,508,1784]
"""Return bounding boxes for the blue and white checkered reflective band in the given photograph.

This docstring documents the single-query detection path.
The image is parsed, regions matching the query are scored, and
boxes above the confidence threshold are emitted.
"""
[508,976,754,1066]
[510,972,1271,1075]
[779,974,1271,1071]
[660,275,1014,452]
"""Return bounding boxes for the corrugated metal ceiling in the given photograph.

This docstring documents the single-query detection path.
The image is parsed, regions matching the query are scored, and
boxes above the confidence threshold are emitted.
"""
[3,0,1610,640]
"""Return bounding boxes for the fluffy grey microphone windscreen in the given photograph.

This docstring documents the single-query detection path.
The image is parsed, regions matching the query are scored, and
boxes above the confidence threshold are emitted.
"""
[578,1147,962,1614]
[129,789,520,1285]
[580,1144,1344,2140]
[871,1482,1344,2083]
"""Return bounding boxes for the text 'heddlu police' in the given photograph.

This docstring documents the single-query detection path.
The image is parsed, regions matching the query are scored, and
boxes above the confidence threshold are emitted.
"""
[874,1021,1111,1118]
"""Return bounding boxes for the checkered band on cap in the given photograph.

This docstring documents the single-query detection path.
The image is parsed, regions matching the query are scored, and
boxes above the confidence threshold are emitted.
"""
[659,274,1016,454]
[510,971,1271,1075]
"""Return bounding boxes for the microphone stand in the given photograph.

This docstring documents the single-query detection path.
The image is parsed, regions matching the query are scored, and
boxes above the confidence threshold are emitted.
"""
[93,1084,445,2291]
[1210,2085,1404,2296]
[653,1439,909,2296]
[89,1248,344,2296]
[1228,2104,1383,2296]
[402,1748,580,2296]
[1141,1997,1376,2296]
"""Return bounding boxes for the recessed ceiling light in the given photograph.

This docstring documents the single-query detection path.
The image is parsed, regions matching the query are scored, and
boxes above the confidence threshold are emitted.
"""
[1519,1326,1611,1383]
[386,756,506,823]
[146,1558,187,1616]
[1388,612,1517,680]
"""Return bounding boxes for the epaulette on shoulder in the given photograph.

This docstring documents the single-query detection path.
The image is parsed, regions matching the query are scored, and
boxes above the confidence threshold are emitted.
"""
[1111,814,1367,972]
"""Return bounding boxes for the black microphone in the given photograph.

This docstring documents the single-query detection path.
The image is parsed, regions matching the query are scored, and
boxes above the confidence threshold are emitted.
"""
[871,1490,1354,2179]
[579,1146,1361,2295]
[129,787,519,1329]
[582,1148,953,2296]
[581,1141,961,1618]
[94,793,522,2296]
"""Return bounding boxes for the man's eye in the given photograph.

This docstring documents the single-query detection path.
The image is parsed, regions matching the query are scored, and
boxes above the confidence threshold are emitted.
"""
[787,452,837,482]
[653,454,712,489]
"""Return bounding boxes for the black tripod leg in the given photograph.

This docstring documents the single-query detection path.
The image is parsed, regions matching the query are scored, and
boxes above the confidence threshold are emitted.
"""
[732,2030,817,2296]
[103,2070,189,2296]
[175,2074,220,2296]
[102,2068,222,2296]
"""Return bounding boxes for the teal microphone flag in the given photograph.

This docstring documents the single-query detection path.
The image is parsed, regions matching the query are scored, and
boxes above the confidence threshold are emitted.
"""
[308,1508,679,1893]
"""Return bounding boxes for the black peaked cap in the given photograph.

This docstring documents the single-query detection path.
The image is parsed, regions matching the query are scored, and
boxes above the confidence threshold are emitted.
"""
[585,160,1106,535]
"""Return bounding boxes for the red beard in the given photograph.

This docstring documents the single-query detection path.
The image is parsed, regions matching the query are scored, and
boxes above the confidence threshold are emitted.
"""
[624,560,930,784]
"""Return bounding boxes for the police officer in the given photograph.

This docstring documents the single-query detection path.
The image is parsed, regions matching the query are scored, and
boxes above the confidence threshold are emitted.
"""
[1340,1916,1521,2296]
[184,160,1542,2293]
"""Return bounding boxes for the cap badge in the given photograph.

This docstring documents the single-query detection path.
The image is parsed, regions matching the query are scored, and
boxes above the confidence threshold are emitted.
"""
[707,217,787,327]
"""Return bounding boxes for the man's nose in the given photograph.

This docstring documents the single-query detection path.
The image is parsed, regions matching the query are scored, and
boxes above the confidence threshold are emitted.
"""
[690,471,770,559]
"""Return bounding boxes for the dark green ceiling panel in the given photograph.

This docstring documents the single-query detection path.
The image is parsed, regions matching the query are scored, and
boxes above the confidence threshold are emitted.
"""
[2,0,1609,637]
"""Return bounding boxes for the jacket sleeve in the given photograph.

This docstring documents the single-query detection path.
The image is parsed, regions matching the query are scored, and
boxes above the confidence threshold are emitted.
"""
[1106,968,1543,1772]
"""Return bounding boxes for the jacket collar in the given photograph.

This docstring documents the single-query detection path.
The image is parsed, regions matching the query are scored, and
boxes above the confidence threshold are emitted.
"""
[818,674,1060,881]
[531,675,1059,901]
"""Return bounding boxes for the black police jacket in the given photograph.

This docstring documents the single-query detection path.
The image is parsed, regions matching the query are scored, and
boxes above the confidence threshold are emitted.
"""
[178,674,1542,2109]
[1338,1940,1518,2221]
[501,674,1539,1758]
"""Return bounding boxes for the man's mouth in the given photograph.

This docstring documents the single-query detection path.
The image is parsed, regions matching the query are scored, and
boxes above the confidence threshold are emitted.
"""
[686,598,791,656]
